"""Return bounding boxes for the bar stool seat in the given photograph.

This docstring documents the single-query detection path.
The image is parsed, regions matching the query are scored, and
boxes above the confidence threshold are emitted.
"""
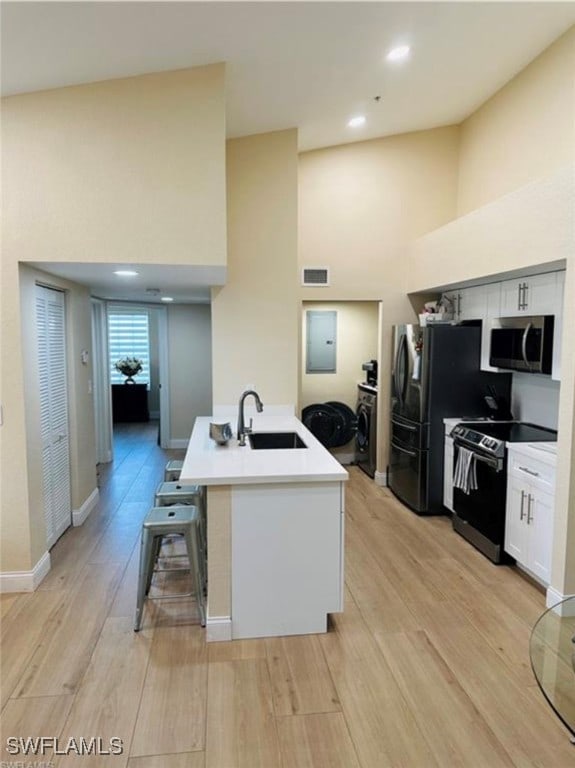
[164,459,183,482]
[134,504,205,631]
[155,481,201,506]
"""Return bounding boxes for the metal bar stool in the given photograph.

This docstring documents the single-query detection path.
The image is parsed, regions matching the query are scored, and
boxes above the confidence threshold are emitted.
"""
[164,459,183,482]
[134,505,205,631]
[154,482,207,592]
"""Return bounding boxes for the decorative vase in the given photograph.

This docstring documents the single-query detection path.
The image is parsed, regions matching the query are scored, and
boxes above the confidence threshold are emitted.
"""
[124,376,136,384]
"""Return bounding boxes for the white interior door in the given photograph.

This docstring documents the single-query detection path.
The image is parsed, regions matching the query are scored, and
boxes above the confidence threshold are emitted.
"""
[36,285,72,548]
[158,306,170,448]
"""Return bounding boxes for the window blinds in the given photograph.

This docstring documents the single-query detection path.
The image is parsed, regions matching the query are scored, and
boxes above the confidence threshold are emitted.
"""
[108,311,151,386]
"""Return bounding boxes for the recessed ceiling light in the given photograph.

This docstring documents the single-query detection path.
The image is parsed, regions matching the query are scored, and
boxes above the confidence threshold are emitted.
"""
[113,270,139,277]
[386,45,410,62]
[161,296,174,302]
[348,116,366,128]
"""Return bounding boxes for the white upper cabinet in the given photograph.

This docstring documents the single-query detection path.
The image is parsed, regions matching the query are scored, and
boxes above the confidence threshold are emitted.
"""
[458,286,488,322]
[441,284,492,322]
[499,272,558,317]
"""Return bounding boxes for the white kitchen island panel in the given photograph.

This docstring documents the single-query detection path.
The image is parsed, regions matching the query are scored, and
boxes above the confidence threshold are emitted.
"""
[181,412,348,641]
[231,482,343,639]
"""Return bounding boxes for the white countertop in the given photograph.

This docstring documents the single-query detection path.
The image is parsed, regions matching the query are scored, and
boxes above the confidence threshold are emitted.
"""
[180,413,349,486]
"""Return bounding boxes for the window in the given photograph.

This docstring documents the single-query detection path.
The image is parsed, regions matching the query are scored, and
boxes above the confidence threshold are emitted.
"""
[108,310,151,386]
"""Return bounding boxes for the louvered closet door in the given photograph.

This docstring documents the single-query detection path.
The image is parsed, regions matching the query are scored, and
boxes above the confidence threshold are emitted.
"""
[36,285,72,548]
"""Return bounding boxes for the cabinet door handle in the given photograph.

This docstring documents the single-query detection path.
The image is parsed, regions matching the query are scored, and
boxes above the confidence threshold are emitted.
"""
[523,282,528,310]
[458,293,462,317]
[527,494,534,524]
[520,490,526,520]
[519,466,539,477]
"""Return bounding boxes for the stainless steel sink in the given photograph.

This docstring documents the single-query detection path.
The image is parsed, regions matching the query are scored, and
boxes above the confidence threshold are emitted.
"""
[248,432,307,450]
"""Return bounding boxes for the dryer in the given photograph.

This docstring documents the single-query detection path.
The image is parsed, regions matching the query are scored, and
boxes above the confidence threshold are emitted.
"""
[356,384,377,477]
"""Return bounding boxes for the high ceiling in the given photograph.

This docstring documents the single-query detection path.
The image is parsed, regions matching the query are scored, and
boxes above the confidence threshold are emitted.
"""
[3,2,575,152]
[4,2,574,302]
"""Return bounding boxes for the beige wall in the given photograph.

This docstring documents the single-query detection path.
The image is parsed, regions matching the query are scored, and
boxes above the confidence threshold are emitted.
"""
[298,126,460,472]
[1,64,227,575]
[3,266,97,571]
[299,126,460,301]
[212,130,299,406]
[168,304,213,441]
[408,166,573,292]
[301,301,379,411]
[2,65,226,266]
[458,25,575,216]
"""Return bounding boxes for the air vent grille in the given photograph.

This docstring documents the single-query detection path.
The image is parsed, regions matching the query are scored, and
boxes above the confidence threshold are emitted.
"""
[302,267,330,286]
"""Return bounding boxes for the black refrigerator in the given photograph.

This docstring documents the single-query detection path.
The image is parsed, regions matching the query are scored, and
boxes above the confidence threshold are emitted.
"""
[388,324,511,515]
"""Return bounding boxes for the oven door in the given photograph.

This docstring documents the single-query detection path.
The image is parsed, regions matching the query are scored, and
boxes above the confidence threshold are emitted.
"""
[452,441,507,549]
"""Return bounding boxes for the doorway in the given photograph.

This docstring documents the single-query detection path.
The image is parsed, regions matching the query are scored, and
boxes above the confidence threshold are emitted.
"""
[93,303,171,455]
[301,300,380,465]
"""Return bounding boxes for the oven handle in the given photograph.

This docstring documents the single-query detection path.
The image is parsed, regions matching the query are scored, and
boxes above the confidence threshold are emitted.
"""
[391,440,417,458]
[454,440,502,471]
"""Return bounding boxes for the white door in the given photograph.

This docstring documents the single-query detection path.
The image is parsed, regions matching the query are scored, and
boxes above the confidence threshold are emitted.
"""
[91,298,113,464]
[36,285,72,548]
[527,487,554,584]
[504,475,528,564]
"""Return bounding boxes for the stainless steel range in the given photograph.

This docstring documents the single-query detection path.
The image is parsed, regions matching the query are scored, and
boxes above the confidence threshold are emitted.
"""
[449,421,557,563]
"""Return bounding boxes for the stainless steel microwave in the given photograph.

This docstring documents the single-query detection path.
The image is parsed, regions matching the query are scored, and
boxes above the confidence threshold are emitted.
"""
[490,316,554,374]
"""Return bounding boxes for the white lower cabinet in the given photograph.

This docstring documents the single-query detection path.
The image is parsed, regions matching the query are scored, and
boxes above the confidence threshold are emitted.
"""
[504,447,555,584]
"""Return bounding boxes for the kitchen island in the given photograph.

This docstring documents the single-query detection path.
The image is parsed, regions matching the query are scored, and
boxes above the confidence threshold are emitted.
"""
[180,408,348,641]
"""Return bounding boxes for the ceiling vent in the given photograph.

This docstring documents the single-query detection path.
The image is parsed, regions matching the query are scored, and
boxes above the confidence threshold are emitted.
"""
[302,267,330,287]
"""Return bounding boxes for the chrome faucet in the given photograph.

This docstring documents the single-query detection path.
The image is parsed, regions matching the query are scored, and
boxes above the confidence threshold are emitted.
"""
[237,389,264,446]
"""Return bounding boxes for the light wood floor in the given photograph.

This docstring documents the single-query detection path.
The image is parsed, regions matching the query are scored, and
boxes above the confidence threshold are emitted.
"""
[1,422,573,767]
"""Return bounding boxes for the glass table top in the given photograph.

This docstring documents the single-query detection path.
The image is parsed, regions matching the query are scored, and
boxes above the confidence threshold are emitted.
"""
[530,597,575,737]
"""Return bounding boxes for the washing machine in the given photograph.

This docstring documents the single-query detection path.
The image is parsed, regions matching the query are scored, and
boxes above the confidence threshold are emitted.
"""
[356,383,377,477]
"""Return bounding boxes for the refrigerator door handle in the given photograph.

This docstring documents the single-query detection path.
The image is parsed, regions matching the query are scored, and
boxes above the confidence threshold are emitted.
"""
[391,417,417,432]
[391,439,418,458]
[393,333,405,406]
[400,334,409,403]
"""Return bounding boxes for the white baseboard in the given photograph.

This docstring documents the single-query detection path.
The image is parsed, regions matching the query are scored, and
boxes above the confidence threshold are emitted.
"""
[546,586,575,615]
[168,439,189,449]
[73,487,99,526]
[206,615,232,642]
[0,551,51,593]
[374,470,387,487]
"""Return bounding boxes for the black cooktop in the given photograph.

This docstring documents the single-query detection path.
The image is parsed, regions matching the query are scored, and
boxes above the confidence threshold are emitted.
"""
[459,421,557,443]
